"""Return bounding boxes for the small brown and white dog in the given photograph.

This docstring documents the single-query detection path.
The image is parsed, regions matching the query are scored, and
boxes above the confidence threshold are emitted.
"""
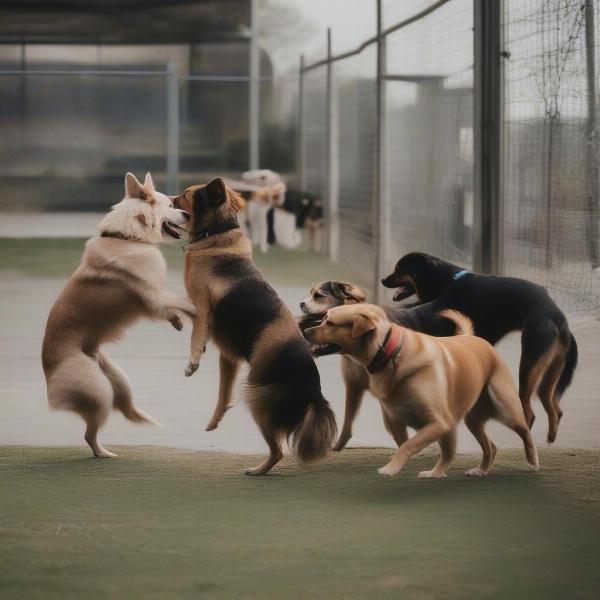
[173,177,337,475]
[41,172,196,458]
[246,182,287,253]
[305,304,539,478]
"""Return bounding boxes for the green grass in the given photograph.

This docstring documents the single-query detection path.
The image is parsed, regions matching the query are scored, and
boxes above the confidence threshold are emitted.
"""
[1,446,599,600]
[0,238,369,289]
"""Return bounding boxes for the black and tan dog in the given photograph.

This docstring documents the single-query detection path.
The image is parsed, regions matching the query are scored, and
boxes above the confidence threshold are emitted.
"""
[174,178,337,475]
[382,252,578,442]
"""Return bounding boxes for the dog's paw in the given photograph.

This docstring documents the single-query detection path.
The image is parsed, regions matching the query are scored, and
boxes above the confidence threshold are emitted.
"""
[93,450,118,459]
[205,419,219,432]
[332,432,351,452]
[377,464,400,478]
[184,361,199,377]
[418,470,447,479]
[465,467,488,477]
[169,315,183,331]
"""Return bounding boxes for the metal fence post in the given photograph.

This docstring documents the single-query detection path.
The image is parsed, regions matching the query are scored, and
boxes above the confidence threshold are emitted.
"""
[166,61,179,195]
[373,0,386,303]
[249,0,260,170]
[585,0,600,268]
[473,0,503,274]
[298,54,306,190]
[325,28,339,260]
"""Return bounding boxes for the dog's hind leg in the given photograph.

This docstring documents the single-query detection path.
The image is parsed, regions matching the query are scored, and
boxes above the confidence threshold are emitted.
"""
[48,354,116,458]
[98,352,159,425]
[418,430,456,479]
[519,316,558,429]
[538,348,565,443]
[488,369,539,471]
[464,392,497,476]
[259,209,269,253]
[245,423,283,476]
[206,353,240,431]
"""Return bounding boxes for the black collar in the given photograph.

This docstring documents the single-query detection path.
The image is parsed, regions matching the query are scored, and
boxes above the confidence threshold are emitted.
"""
[189,220,240,243]
[367,324,405,374]
[100,231,147,243]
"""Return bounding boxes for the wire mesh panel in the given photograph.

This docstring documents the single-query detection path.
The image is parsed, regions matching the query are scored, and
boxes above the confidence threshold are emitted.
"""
[179,79,249,189]
[503,0,600,318]
[259,76,298,181]
[381,0,474,279]
[0,73,168,211]
[303,65,328,211]
[333,46,377,275]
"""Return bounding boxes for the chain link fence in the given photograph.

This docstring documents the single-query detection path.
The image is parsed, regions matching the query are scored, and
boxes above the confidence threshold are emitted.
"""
[503,0,600,317]
[298,0,600,317]
[1,1,599,318]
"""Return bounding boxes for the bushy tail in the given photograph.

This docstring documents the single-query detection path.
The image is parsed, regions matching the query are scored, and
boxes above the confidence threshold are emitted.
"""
[98,352,160,425]
[556,332,578,402]
[292,396,337,463]
[438,309,474,336]
[118,402,160,425]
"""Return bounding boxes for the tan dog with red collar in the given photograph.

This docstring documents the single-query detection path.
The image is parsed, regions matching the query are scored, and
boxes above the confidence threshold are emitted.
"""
[305,304,539,478]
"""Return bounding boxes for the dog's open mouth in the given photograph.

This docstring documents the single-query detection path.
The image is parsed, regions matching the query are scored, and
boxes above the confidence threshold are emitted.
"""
[161,221,182,239]
[311,342,341,357]
[393,282,415,301]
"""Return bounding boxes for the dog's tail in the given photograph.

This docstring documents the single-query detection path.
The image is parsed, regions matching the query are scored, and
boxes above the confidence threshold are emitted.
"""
[292,395,337,463]
[98,352,160,426]
[556,331,578,402]
[438,309,474,336]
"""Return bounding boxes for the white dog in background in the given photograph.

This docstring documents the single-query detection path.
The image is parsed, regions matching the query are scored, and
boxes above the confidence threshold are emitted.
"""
[42,172,196,458]
[238,170,301,251]
[246,182,286,253]
[242,169,282,187]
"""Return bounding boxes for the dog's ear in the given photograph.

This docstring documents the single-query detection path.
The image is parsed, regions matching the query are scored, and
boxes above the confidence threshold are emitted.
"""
[352,313,376,338]
[144,172,156,192]
[205,177,227,206]
[125,172,145,199]
[137,211,153,228]
[229,189,246,212]
[345,284,366,302]
[331,282,366,303]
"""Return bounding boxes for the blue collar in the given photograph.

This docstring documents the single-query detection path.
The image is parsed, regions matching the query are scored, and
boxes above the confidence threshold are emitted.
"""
[452,270,469,281]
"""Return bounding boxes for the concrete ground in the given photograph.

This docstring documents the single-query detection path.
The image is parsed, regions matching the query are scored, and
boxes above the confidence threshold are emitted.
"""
[1,249,599,458]
[0,212,105,238]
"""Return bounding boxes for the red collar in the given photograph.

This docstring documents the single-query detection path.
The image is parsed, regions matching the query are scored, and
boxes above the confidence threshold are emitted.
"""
[367,324,404,374]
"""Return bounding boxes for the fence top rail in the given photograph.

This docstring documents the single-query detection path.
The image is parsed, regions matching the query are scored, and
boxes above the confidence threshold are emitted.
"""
[0,70,299,82]
[0,69,170,77]
[302,0,452,73]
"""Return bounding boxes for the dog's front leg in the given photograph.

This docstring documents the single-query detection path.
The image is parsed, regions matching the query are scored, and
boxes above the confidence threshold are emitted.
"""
[151,291,197,330]
[333,372,368,451]
[185,306,210,377]
[378,421,449,478]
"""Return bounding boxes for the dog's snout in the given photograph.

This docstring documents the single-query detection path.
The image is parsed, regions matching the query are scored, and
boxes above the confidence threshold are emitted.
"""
[300,301,306,310]
[381,274,397,288]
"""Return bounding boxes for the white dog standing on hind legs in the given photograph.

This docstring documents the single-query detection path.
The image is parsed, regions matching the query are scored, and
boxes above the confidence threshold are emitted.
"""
[41,172,196,458]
